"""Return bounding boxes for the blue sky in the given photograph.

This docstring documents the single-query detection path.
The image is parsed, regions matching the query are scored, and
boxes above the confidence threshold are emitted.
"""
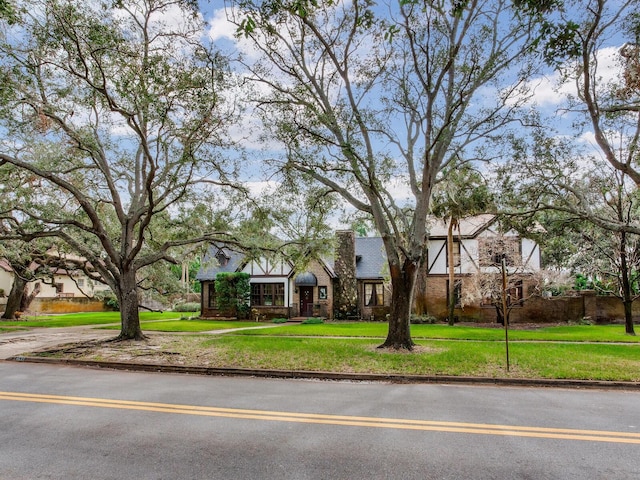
[193,0,634,225]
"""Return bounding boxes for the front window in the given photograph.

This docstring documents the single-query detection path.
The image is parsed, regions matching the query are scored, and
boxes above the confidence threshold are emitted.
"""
[364,282,384,306]
[508,280,524,307]
[251,283,285,306]
[208,282,217,308]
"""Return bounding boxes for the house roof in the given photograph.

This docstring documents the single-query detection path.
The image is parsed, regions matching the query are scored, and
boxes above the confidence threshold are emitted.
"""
[294,271,318,286]
[355,237,387,280]
[427,214,497,238]
[195,245,246,281]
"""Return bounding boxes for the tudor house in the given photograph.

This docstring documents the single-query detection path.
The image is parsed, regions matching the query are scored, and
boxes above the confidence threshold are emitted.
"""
[416,214,542,322]
[197,216,541,322]
[197,230,391,320]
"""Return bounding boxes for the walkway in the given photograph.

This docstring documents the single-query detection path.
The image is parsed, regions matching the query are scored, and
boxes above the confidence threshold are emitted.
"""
[0,323,284,360]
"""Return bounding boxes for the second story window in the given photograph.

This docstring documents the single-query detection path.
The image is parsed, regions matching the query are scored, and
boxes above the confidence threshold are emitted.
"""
[479,238,521,267]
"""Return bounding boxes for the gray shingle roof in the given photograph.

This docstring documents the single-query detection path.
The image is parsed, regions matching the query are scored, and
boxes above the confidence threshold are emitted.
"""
[196,237,389,283]
[355,237,386,280]
[195,245,246,281]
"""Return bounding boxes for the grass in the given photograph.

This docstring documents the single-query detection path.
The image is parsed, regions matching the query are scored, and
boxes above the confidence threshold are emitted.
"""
[232,322,640,343]
[219,336,640,380]
[0,311,197,328]
[10,314,640,381]
[101,320,263,332]
[85,334,639,382]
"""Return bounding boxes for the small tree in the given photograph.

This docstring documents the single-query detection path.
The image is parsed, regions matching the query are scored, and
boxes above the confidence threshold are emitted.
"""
[432,165,494,326]
[464,238,544,371]
[214,272,250,319]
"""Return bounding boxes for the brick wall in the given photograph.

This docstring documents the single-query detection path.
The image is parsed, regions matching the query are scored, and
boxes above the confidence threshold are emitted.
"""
[419,277,640,324]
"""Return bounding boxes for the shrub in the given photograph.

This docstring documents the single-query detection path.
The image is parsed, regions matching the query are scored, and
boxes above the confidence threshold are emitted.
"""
[95,290,119,310]
[302,317,324,325]
[174,302,200,312]
[272,317,288,323]
[577,316,594,326]
[215,272,251,318]
[410,314,438,324]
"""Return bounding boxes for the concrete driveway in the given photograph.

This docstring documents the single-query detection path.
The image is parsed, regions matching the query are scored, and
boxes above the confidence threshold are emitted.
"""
[0,325,115,359]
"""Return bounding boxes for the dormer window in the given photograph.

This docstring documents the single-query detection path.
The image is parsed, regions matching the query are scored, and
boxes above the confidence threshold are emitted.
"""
[215,250,229,267]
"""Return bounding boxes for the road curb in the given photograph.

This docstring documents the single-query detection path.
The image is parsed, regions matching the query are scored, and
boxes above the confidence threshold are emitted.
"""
[7,355,640,390]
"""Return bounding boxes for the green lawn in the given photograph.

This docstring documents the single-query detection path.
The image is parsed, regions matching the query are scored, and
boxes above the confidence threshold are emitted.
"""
[232,322,640,343]
[16,315,640,381]
[101,320,264,332]
[164,335,640,381]
[1,311,197,328]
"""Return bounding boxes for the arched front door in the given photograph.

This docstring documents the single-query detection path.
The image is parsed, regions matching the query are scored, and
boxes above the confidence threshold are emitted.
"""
[299,286,314,317]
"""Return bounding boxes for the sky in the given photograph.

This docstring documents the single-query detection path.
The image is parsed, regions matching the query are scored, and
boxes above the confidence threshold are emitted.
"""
[189,0,639,231]
[8,0,629,229]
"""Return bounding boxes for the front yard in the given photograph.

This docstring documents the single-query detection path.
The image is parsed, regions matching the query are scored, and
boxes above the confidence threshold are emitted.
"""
[21,314,640,382]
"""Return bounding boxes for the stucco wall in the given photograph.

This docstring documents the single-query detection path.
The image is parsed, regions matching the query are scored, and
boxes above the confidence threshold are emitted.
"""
[27,297,108,314]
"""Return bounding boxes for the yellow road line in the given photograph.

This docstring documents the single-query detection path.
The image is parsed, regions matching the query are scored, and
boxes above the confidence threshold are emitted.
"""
[1,391,639,445]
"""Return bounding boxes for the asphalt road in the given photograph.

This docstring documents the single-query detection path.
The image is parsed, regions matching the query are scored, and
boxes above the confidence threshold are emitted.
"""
[0,362,639,479]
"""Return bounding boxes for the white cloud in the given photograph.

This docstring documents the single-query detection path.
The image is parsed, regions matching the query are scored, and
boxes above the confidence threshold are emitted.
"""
[520,46,625,109]
[206,7,263,61]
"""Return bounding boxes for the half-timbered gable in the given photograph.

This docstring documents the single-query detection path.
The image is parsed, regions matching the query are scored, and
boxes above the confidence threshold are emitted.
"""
[417,215,542,322]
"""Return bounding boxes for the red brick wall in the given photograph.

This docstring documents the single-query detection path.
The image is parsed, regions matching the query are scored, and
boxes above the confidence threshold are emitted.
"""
[418,277,640,324]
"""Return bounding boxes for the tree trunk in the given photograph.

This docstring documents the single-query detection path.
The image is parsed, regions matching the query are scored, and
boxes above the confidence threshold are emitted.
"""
[447,220,456,326]
[116,271,145,340]
[379,259,417,350]
[1,275,26,320]
[622,300,635,336]
[19,282,40,312]
[619,232,636,336]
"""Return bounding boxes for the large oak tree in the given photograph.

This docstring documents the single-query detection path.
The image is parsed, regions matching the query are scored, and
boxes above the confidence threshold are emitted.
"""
[0,0,243,339]
[228,0,550,348]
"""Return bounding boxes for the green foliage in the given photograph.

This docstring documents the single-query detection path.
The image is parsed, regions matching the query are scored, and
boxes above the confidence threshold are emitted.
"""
[432,164,494,221]
[0,0,17,23]
[334,304,359,320]
[272,317,288,323]
[173,302,200,312]
[215,272,251,318]
[573,274,617,296]
[166,257,202,294]
[94,290,119,310]
[538,20,581,65]
[301,317,324,324]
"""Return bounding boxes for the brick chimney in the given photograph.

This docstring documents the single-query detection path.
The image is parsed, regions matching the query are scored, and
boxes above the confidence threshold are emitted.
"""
[333,230,358,318]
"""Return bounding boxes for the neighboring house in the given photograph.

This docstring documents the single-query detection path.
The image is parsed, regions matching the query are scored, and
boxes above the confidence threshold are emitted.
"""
[196,217,540,322]
[417,214,542,322]
[0,257,107,303]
